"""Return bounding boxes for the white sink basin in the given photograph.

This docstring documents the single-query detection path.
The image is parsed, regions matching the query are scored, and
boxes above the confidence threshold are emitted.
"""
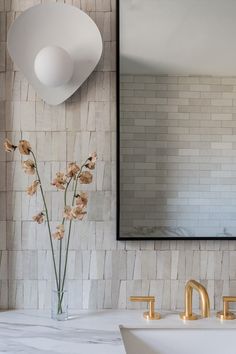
[120,327,236,354]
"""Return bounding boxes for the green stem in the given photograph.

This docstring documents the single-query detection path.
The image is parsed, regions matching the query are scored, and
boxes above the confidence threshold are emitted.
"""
[60,161,88,294]
[60,179,78,294]
[30,151,59,291]
[58,177,72,292]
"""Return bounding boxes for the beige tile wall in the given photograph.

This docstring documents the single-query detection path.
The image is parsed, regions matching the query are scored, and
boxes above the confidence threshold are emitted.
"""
[0,0,236,311]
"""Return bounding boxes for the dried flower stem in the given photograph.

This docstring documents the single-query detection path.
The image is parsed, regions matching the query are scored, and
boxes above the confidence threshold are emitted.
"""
[58,177,72,292]
[60,159,89,298]
[30,150,59,291]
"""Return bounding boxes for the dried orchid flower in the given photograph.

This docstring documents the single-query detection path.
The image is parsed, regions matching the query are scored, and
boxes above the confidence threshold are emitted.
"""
[76,192,88,208]
[90,152,97,161]
[66,162,80,178]
[53,224,65,240]
[85,152,97,170]
[18,140,31,155]
[4,138,17,152]
[79,171,93,184]
[26,180,40,196]
[32,212,44,224]
[51,172,67,190]
[71,206,87,220]
[22,159,36,175]
[64,206,73,220]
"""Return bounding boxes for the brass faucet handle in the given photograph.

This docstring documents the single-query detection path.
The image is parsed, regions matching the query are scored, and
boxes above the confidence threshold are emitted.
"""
[129,296,161,320]
[217,296,236,320]
[130,296,155,302]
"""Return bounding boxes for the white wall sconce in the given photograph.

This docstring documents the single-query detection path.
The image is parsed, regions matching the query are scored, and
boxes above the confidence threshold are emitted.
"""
[7,3,103,105]
[34,46,74,88]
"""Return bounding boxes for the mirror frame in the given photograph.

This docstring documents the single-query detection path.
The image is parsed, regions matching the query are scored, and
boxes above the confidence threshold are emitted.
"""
[116,0,236,241]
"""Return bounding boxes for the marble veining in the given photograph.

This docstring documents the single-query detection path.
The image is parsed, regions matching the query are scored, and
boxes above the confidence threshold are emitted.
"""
[1,310,236,353]
[0,310,125,354]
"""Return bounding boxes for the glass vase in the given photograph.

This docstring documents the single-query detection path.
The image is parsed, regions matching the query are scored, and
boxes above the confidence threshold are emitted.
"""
[51,289,68,321]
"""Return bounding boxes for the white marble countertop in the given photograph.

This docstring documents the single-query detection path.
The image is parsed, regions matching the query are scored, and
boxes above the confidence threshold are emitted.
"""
[1,310,236,353]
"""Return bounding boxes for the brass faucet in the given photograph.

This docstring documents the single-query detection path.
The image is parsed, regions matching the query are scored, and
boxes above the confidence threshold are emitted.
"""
[129,296,161,320]
[217,296,236,320]
[179,280,210,320]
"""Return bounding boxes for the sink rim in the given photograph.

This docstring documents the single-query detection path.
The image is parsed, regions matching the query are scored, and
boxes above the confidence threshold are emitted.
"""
[118,312,236,331]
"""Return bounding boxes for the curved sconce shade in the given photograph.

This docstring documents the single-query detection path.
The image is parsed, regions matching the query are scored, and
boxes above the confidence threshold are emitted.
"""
[7,3,103,105]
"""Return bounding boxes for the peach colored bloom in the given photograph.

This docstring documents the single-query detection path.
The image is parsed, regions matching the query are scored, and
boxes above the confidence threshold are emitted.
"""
[76,192,88,208]
[18,140,31,155]
[53,224,65,240]
[51,172,67,190]
[32,212,44,224]
[22,159,35,175]
[26,180,39,196]
[79,171,93,184]
[4,138,17,152]
[64,206,73,220]
[85,152,97,170]
[71,206,87,220]
[66,162,80,178]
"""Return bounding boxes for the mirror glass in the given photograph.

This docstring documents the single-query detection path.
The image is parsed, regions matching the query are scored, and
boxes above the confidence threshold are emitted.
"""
[118,0,236,239]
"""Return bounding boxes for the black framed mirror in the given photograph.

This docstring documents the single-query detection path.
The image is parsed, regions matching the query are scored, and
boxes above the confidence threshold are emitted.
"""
[117,0,236,240]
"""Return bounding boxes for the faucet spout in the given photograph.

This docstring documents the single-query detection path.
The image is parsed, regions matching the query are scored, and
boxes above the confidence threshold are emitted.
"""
[180,280,210,320]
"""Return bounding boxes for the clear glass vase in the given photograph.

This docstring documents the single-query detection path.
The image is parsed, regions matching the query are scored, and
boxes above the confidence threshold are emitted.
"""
[51,289,68,321]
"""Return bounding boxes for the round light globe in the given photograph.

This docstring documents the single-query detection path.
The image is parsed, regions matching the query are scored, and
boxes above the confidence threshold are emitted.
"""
[34,46,74,87]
